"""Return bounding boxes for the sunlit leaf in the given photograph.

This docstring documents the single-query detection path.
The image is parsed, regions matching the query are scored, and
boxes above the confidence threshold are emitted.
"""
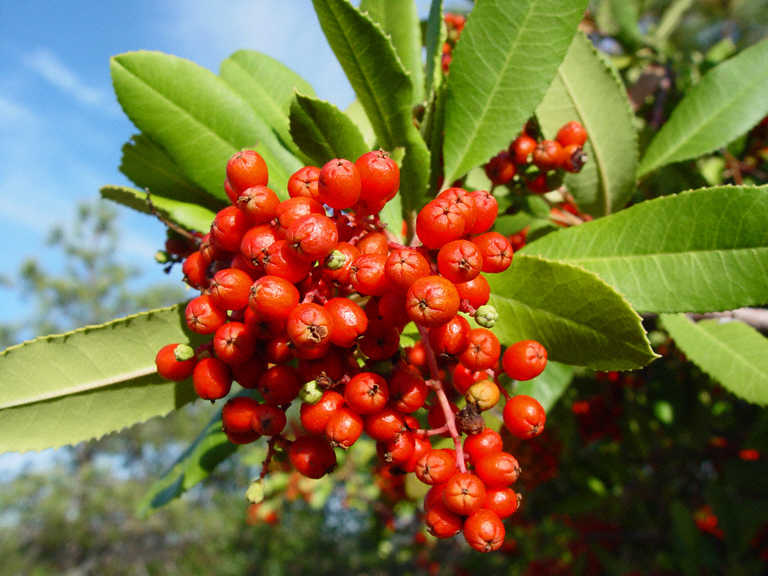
[100,185,216,234]
[488,255,657,370]
[0,306,204,453]
[442,0,588,184]
[111,51,300,198]
[638,38,768,177]
[661,314,768,406]
[522,186,768,313]
[537,32,638,216]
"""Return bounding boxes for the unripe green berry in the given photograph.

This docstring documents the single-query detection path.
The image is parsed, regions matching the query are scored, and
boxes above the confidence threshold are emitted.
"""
[155,251,170,264]
[246,479,266,504]
[173,343,196,362]
[474,305,499,328]
[325,250,347,271]
[299,380,324,404]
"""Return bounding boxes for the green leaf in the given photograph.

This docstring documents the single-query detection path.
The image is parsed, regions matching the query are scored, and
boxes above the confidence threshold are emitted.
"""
[137,406,238,517]
[537,32,639,216]
[311,0,429,213]
[515,361,574,412]
[424,0,446,99]
[359,0,425,105]
[638,38,768,177]
[441,0,589,185]
[0,305,205,453]
[521,186,768,313]
[288,93,369,166]
[344,99,377,149]
[487,254,657,371]
[220,49,316,160]
[100,185,216,233]
[119,134,223,212]
[660,314,768,406]
[312,0,413,151]
[110,51,300,199]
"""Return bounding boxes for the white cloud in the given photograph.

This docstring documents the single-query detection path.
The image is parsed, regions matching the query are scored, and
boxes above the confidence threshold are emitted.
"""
[0,94,42,128]
[158,0,354,106]
[22,48,118,114]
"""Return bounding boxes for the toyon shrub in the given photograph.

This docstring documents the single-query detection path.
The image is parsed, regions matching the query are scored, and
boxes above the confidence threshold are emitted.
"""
[3,0,768,567]
[155,146,560,551]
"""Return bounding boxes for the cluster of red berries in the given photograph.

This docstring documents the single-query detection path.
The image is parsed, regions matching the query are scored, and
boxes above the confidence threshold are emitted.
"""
[441,12,466,73]
[154,147,550,553]
[485,120,589,194]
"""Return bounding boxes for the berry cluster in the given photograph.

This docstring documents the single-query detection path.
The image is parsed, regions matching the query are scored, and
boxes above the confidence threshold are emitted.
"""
[485,119,589,194]
[441,12,466,73]
[154,147,550,553]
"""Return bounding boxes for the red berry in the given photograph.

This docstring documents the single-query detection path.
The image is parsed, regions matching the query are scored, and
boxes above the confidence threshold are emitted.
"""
[484,151,516,185]
[509,134,538,165]
[463,509,505,552]
[251,403,287,436]
[212,321,256,366]
[192,357,233,401]
[532,140,563,173]
[415,448,457,486]
[155,343,197,382]
[318,158,362,209]
[325,407,364,449]
[226,150,269,195]
[437,239,484,284]
[442,472,487,516]
[472,232,513,274]
[324,297,368,348]
[258,364,302,406]
[185,294,228,335]
[473,451,521,488]
[209,268,252,311]
[289,435,337,479]
[221,396,261,434]
[210,206,250,253]
[555,120,588,147]
[344,372,389,415]
[236,185,280,225]
[416,198,465,249]
[501,339,547,381]
[355,149,400,204]
[503,394,546,439]
[287,165,321,200]
[405,275,461,328]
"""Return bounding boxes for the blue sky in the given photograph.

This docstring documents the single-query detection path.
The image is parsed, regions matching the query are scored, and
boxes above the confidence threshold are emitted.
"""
[0,0,454,333]
[0,0,472,473]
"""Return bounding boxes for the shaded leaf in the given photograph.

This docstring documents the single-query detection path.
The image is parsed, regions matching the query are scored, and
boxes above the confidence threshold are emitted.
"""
[289,93,369,167]
[100,185,216,233]
[537,31,638,216]
[137,405,238,517]
[110,51,300,199]
[359,0,425,105]
[638,38,768,177]
[311,0,429,213]
[0,305,204,453]
[515,361,574,412]
[119,134,222,212]
[660,314,768,406]
[521,186,768,313]
[487,254,657,371]
[442,0,589,185]
[424,0,446,99]
[220,49,316,161]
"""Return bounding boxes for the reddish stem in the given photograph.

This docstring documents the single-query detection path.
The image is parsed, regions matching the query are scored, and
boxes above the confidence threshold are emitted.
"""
[417,325,467,473]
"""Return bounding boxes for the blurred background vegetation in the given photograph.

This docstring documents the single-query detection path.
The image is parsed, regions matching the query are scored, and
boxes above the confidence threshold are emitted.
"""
[2,0,768,574]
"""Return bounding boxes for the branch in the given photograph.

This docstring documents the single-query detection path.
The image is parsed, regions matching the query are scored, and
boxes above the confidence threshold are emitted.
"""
[686,307,768,332]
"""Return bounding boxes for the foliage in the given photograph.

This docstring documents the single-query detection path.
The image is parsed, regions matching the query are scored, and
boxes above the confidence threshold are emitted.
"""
[1,0,768,573]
